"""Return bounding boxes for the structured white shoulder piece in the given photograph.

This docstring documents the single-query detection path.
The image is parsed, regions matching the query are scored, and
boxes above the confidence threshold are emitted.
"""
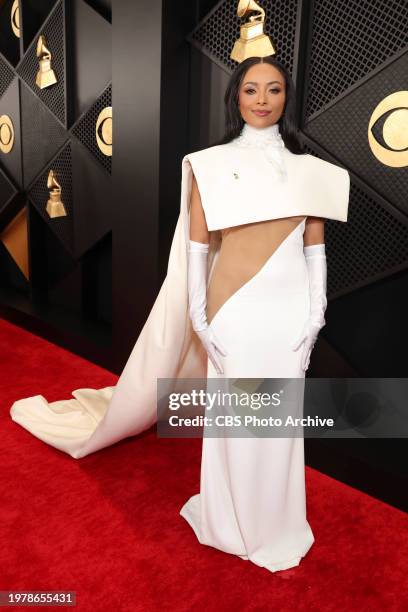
[183,143,350,231]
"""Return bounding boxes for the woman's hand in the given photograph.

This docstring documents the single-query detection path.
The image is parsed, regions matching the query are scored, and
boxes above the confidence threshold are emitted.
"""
[291,321,321,371]
[196,325,227,375]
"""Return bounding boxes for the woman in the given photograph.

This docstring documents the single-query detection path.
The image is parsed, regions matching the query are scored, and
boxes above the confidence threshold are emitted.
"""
[10,57,349,574]
[178,56,334,572]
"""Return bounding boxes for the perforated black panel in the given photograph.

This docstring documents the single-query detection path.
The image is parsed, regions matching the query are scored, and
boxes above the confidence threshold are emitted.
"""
[20,82,68,188]
[71,84,112,174]
[0,54,15,99]
[17,0,66,125]
[326,182,408,298]
[306,0,408,119]
[190,0,298,73]
[305,52,408,217]
[28,143,74,253]
[305,146,408,298]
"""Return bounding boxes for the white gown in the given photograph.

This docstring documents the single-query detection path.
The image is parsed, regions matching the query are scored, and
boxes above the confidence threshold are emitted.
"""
[180,182,315,571]
[10,122,349,572]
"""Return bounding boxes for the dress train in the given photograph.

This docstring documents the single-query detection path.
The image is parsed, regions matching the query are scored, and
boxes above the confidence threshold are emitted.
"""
[9,159,213,458]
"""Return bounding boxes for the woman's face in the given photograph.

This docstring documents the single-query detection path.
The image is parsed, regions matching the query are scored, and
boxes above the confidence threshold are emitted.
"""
[238,62,286,128]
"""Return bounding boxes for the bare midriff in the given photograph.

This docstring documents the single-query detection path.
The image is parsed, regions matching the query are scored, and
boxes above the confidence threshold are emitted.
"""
[206,216,307,324]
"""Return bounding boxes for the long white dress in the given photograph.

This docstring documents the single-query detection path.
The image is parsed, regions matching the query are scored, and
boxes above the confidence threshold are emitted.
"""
[179,124,315,570]
[9,124,348,573]
[179,220,315,572]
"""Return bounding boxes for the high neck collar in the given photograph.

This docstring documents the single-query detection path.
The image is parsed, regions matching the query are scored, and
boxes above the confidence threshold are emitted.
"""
[231,121,287,181]
[235,122,283,148]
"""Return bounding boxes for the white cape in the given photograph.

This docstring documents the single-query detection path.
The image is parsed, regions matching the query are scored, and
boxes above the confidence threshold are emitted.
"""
[10,157,220,458]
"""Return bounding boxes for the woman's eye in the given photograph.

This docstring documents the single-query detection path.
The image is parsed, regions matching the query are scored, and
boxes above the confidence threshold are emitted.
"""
[244,88,281,94]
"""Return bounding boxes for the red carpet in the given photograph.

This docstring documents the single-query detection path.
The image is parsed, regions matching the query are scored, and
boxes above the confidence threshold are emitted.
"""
[1,317,407,611]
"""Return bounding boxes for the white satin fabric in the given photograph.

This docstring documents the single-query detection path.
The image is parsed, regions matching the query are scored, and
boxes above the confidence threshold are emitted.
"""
[185,127,349,231]
[180,218,315,572]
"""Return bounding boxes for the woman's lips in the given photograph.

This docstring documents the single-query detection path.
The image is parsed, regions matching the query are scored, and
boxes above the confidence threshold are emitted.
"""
[253,110,271,116]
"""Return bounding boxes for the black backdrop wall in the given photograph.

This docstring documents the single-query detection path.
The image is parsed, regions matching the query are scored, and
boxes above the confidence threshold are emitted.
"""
[0,0,407,509]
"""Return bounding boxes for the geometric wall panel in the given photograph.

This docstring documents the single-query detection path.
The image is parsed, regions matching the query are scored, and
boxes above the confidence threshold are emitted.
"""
[17,0,66,126]
[71,137,111,257]
[0,0,20,66]
[20,81,68,188]
[83,0,112,22]
[305,52,408,218]
[305,0,408,119]
[28,143,74,254]
[1,0,117,366]
[0,165,17,215]
[189,0,298,74]
[0,54,15,98]
[71,83,111,174]
[67,0,112,123]
[20,0,60,52]
[325,181,408,298]
[0,206,29,280]
[0,78,23,187]
[0,238,29,291]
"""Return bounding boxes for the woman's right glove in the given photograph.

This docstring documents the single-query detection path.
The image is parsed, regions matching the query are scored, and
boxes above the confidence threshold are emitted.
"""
[188,239,227,375]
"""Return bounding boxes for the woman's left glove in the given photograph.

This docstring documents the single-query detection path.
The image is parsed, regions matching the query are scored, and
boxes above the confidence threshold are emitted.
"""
[292,243,327,371]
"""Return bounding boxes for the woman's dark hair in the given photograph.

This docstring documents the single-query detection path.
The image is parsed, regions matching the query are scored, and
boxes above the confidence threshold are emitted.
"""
[213,56,304,155]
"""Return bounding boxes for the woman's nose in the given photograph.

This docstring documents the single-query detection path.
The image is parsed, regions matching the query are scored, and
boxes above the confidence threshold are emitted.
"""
[257,90,266,104]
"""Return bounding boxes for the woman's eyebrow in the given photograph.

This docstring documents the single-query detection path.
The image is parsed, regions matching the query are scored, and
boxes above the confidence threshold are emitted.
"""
[243,80,282,86]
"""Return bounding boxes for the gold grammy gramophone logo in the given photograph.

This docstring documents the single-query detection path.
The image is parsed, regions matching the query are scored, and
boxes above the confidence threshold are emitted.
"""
[36,35,58,89]
[11,0,20,38]
[96,107,112,156]
[368,91,408,168]
[46,170,67,218]
[230,0,276,63]
[0,115,15,154]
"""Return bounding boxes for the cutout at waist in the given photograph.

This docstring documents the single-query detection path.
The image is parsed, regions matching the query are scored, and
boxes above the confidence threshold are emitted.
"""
[207,216,307,324]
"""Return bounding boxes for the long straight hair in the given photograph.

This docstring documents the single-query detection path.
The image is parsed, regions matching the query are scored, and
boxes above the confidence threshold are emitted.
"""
[212,56,304,155]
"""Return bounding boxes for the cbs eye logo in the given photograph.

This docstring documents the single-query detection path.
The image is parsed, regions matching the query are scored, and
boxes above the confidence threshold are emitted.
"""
[0,115,15,154]
[95,106,112,157]
[368,91,408,168]
[11,0,20,38]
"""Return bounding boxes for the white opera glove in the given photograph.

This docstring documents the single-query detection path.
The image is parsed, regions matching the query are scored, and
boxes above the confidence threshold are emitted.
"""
[292,243,327,371]
[188,240,227,375]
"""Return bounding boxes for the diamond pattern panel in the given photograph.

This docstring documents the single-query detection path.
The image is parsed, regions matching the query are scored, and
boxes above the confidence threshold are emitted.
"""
[20,82,68,188]
[28,143,74,253]
[71,84,112,174]
[17,0,66,125]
